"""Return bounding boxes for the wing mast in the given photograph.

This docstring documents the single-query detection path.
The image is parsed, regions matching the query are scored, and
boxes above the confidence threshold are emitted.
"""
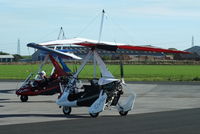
[98,9,105,43]
[94,9,105,78]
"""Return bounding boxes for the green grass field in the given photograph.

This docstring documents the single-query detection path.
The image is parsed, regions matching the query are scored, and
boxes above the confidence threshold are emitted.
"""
[0,64,200,81]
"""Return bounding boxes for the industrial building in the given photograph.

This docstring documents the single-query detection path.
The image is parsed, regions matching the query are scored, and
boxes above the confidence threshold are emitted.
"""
[0,55,14,62]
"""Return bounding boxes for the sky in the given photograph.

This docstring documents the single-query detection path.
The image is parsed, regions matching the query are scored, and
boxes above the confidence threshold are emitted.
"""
[0,0,200,55]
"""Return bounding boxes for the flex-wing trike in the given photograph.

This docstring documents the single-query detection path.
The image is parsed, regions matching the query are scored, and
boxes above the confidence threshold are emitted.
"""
[39,37,190,117]
[16,55,71,102]
[16,44,81,102]
[57,50,136,117]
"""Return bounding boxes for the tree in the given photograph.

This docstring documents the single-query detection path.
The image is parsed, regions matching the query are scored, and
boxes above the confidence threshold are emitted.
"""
[13,54,23,61]
[0,51,9,55]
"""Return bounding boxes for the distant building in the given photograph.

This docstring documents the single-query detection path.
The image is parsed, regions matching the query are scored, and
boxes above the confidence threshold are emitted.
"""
[174,46,200,60]
[32,50,45,61]
[0,55,14,62]
[186,46,200,55]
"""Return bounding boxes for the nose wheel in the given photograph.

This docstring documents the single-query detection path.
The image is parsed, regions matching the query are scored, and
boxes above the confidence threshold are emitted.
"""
[63,106,72,115]
[20,95,28,102]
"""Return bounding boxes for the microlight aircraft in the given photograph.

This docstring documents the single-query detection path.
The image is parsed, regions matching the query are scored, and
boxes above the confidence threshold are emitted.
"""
[16,43,81,102]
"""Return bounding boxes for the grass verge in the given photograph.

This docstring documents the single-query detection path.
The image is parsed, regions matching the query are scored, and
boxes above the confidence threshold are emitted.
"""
[0,64,200,81]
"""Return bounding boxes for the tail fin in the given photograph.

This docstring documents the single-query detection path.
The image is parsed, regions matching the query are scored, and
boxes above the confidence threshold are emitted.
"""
[49,55,67,78]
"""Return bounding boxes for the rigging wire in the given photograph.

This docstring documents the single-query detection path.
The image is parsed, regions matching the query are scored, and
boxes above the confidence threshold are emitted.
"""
[105,12,190,49]
[25,46,38,75]
[103,14,116,42]
[75,12,101,37]
[33,27,60,43]
[105,12,150,45]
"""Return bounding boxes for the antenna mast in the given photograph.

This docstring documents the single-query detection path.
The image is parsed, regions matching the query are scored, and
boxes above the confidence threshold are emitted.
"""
[192,36,194,47]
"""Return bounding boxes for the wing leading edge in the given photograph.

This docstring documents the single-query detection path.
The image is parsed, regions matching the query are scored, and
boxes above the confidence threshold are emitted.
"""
[27,43,82,60]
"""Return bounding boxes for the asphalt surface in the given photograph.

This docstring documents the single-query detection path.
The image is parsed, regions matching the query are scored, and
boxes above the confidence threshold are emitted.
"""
[0,81,200,134]
[0,108,200,134]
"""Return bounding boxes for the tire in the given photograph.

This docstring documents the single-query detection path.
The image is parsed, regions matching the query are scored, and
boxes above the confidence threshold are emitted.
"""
[62,106,72,115]
[20,95,28,102]
[89,113,99,118]
[119,111,128,116]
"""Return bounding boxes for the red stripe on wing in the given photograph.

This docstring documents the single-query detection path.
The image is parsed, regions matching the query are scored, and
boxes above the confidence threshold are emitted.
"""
[118,45,190,54]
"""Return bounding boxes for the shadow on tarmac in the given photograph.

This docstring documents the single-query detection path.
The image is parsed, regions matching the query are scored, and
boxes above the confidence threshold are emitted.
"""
[0,89,16,94]
[0,113,92,119]
[0,100,55,103]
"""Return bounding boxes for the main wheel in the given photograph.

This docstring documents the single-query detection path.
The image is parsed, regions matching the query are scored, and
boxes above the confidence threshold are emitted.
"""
[62,106,72,115]
[20,95,28,102]
[119,111,128,116]
[89,113,99,118]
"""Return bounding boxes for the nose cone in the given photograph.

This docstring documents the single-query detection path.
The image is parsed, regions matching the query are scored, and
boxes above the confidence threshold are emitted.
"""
[15,87,31,95]
[56,91,77,107]
[16,88,24,95]
[16,90,20,95]
[56,91,68,106]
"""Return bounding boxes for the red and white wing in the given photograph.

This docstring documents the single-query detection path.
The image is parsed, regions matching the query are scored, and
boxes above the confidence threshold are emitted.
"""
[39,38,190,54]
